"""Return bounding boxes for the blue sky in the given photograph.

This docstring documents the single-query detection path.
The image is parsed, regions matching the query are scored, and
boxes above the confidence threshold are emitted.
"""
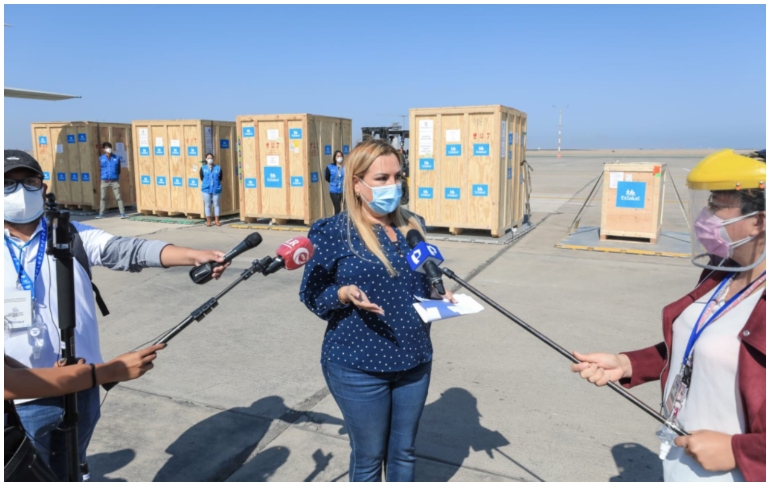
[4,4,766,150]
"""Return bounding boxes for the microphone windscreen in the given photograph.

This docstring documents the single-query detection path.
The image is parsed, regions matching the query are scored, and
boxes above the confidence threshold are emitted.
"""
[275,237,315,270]
[406,229,424,248]
[244,232,263,249]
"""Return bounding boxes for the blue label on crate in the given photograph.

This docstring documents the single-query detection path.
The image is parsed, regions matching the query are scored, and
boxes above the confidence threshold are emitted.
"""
[156,176,167,186]
[188,178,199,188]
[472,184,489,196]
[289,128,302,139]
[311,172,319,183]
[39,136,48,145]
[291,176,304,187]
[473,144,490,156]
[507,167,512,180]
[220,139,230,149]
[508,150,512,160]
[245,178,257,189]
[264,167,282,188]
[170,146,181,156]
[418,187,434,199]
[70,172,78,182]
[242,126,255,138]
[67,135,76,144]
[616,181,646,209]
[324,145,332,156]
[141,175,151,185]
[78,133,87,142]
[187,146,198,156]
[155,146,164,156]
[57,172,66,181]
[446,144,462,156]
[43,172,50,181]
[445,187,461,200]
[172,177,183,187]
[343,145,350,154]
[140,146,150,156]
[509,133,513,145]
[81,173,90,182]
[419,158,434,170]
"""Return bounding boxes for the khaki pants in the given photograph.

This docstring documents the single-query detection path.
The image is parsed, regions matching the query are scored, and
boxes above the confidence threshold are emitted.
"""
[100,180,125,215]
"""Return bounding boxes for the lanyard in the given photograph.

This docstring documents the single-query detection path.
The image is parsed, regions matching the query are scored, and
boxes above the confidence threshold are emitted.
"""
[683,270,766,365]
[4,219,47,302]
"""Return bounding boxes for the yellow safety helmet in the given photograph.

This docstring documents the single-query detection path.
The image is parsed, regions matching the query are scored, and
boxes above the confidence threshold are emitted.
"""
[687,149,766,191]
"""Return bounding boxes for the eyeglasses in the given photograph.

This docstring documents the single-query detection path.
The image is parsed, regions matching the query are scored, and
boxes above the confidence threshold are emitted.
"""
[4,176,44,195]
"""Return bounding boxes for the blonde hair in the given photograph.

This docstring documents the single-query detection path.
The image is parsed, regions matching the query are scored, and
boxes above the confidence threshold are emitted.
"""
[342,139,424,276]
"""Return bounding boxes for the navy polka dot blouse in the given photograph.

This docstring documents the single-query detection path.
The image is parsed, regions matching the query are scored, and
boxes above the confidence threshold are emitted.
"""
[300,212,434,372]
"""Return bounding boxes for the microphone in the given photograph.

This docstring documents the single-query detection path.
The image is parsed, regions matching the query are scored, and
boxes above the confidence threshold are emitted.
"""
[189,232,263,284]
[405,229,446,295]
[262,236,315,275]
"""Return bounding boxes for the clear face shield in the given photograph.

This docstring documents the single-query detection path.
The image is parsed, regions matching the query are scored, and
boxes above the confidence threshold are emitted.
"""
[689,189,765,272]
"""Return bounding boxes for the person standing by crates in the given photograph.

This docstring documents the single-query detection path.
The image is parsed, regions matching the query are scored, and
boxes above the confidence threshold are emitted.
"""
[96,142,126,219]
[325,150,345,215]
[200,153,223,227]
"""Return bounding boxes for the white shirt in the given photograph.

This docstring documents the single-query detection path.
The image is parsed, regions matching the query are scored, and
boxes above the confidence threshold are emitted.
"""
[661,283,763,482]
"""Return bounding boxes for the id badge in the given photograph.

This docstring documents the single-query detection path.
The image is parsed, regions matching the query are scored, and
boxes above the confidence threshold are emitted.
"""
[663,368,689,419]
[4,288,32,330]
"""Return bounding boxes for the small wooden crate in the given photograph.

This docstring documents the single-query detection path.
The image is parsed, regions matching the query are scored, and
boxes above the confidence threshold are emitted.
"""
[408,105,527,237]
[600,163,666,243]
[131,120,239,218]
[236,114,352,225]
[31,122,135,210]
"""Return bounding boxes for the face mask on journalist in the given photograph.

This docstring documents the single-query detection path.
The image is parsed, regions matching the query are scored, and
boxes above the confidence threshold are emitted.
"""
[359,180,402,215]
[693,206,760,260]
[4,186,44,224]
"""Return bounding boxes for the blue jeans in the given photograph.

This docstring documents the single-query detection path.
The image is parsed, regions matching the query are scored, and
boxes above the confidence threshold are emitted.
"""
[202,192,221,217]
[15,387,101,481]
[322,359,432,482]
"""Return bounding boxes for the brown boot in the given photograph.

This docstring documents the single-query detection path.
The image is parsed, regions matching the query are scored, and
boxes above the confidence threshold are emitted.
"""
[215,217,221,227]
[206,217,212,227]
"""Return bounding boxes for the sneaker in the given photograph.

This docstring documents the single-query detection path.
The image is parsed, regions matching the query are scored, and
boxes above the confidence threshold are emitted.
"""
[95,214,104,219]
[120,214,127,219]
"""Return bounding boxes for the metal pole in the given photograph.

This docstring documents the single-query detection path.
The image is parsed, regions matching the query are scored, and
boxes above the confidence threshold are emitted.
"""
[553,105,568,159]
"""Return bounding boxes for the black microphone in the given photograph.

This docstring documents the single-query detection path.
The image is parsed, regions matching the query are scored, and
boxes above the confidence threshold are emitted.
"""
[189,232,263,284]
[405,229,446,295]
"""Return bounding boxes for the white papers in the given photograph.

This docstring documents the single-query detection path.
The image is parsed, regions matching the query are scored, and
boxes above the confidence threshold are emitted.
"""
[56,144,64,154]
[266,155,280,166]
[170,139,180,148]
[625,173,634,182]
[267,129,280,141]
[446,129,461,142]
[418,120,434,156]
[204,126,214,155]
[609,172,624,189]
[139,129,149,146]
[412,293,484,324]
[155,137,163,147]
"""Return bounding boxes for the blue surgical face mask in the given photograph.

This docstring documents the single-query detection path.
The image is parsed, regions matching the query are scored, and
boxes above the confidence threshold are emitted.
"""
[360,180,402,215]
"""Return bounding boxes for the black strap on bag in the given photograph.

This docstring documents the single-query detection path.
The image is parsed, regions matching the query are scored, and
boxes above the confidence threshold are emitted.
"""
[69,223,110,316]
[4,400,59,482]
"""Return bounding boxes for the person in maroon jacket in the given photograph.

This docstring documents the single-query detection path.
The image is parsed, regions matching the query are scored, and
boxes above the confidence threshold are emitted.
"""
[571,149,766,482]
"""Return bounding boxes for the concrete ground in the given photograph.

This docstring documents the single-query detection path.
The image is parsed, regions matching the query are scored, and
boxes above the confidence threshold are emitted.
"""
[80,150,706,482]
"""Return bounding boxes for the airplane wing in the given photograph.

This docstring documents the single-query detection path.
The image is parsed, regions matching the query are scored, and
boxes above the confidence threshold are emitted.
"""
[4,87,81,100]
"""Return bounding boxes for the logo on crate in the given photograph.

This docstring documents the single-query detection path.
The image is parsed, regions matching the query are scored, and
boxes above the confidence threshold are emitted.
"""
[156,176,167,186]
[242,127,255,138]
[172,177,183,187]
[419,158,434,170]
[311,172,319,183]
[324,145,332,156]
[473,144,490,156]
[472,184,489,196]
[445,187,461,200]
[78,133,87,142]
[70,173,78,182]
[508,133,513,145]
[170,146,181,156]
[82,173,90,182]
[245,178,257,189]
[141,175,151,185]
[264,167,283,188]
[507,168,512,180]
[43,172,50,181]
[67,135,76,144]
[616,181,646,209]
[446,144,462,156]
[220,139,230,149]
[57,172,66,181]
[188,178,199,188]
[289,129,302,139]
[187,146,198,156]
[291,176,304,187]
[508,150,512,160]
[38,136,48,145]
[343,145,350,154]
[140,146,150,156]
[418,187,434,199]
[155,146,165,156]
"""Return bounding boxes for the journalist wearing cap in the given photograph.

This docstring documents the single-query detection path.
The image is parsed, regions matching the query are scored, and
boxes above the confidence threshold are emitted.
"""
[299,139,455,482]
[3,150,230,481]
[571,150,766,482]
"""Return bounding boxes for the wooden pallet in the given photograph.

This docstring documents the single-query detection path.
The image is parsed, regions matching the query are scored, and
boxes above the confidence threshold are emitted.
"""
[600,233,658,244]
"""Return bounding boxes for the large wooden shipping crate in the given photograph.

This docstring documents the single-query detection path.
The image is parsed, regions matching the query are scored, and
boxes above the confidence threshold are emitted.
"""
[408,105,527,237]
[30,122,135,210]
[236,114,352,224]
[131,120,238,217]
[600,162,666,243]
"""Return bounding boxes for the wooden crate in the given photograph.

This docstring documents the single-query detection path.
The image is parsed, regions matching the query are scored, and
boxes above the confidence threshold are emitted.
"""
[600,162,666,243]
[236,114,352,224]
[131,120,239,217]
[31,122,135,210]
[408,105,527,237]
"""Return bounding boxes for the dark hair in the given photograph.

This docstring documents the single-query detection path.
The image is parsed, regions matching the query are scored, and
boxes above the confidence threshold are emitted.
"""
[333,150,344,159]
[102,142,112,149]
[206,153,214,158]
[714,189,765,215]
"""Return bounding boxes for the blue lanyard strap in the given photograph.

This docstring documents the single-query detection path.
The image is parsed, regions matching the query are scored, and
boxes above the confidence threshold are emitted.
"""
[683,271,766,365]
[4,219,47,301]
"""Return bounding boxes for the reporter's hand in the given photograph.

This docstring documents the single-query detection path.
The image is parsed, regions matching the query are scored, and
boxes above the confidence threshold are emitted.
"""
[103,344,166,383]
[193,250,229,280]
[674,430,736,472]
[570,351,632,386]
[56,357,86,367]
[339,285,384,316]
[430,286,457,303]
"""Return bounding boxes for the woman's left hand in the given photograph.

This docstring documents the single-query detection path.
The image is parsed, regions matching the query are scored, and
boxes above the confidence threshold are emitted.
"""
[674,430,736,472]
[430,286,457,303]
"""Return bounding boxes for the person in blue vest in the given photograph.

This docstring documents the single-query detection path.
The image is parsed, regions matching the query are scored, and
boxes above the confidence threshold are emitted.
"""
[96,142,126,219]
[199,153,223,227]
[325,150,345,215]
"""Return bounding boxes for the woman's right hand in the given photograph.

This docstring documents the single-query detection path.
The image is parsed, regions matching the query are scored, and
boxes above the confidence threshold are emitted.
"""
[338,285,384,316]
[570,351,632,386]
[102,344,166,383]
